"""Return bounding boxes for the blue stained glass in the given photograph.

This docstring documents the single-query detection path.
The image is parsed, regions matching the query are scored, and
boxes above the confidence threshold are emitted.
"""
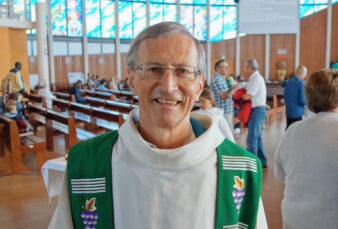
[13,0,25,20]
[101,0,115,38]
[51,0,67,36]
[300,0,313,4]
[194,6,207,41]
[299,5,314,18]
[86,0,100,38]
[210,6,223,41]
[314,4,327,11]
[180,5,193,34]
[333,0,338,4]
[223,0,236,4]
[0,0,6,5]
[119,1,133,39]
[193,0,207,4]
[210,0,223,5]
[180,0,193,4]
[313,0,327,3]
[163,4,177,22]
[149,0,164,2]
[133,2,146,37]
[223,6,236,40]
[150,4,163,25]
[67,0,82,37]
[163,0,176,3]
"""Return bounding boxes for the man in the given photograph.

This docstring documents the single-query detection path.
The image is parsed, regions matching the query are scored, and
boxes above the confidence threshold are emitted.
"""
[49,22,265,229]
[210,60,239,130]
[241,59,268,168]
[1,62,25,94]
[283,65,307,130]
[69,80,85,104]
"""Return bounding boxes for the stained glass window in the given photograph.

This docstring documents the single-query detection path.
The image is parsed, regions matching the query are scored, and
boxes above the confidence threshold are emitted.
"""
[194,6,207,41]
[223,6,236,40]
[51,0,67,36]
[180,5,193,35]
[163,4,177,22]
[119,1,133,39]
[150,3,164,25]
[210,6,223,42]
[101,0,115,38]
[133,2,146,37]
[13,0,25,20]
[67,0,82,36]
[86,0,101,38]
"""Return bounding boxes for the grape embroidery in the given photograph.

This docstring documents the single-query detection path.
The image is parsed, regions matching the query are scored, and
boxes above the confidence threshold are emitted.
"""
[232,176,246,214]
[81,198,98,229]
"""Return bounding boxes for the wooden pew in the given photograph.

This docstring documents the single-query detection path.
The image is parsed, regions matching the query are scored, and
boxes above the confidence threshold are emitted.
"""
[105,100,135,114]
[52,98,69,112]
[91,107,124,131]
[0,115,46,174]
[53,92,72,101]
[45,110,96,151]
[69,102,94,130]
[85,97,106,108]
[24,93,47,108]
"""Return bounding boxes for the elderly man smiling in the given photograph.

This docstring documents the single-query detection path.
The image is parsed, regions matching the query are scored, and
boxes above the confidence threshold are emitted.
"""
[48,22,264,229]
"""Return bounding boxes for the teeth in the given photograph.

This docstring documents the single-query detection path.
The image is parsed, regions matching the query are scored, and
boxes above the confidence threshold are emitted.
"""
[157,99,178,105]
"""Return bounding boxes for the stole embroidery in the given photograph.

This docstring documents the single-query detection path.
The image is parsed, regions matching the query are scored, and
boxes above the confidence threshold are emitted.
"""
[81,197,98,229]
[232,176,246,214]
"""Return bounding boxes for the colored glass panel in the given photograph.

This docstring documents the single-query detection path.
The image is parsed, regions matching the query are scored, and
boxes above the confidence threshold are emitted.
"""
[180,5,193,34]
[313,0,327,3]
[314,4,327,12]
[210,6,223,41]
[194,5,207,41]
[119,1,133,39]
[223,6,236,40]
[299,5,314,18]
[133,2,146,37]
[300,0,313,3]
[13,0,25,20]
[163,4,177,22]
[180,0,193,4]
[334,0,338,4]
[163,0,176,3]
[67,0,82,36]
[51,0,67,36]
[101,0,115,38]
[150,3,163,25]
[193,0,207,4]
[86,0,100,38]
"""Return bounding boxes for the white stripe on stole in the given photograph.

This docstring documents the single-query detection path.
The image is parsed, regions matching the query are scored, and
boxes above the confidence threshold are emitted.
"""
[222,156,257,173]
[71,178,106,194]
[223,222,248,229]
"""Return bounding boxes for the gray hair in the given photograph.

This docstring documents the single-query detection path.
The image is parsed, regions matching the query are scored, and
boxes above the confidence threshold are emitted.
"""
[126,22,206,74]
[246,59,259,71]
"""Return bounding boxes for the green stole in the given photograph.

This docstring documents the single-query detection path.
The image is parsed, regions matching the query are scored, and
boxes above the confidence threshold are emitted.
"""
[67,131,262,229]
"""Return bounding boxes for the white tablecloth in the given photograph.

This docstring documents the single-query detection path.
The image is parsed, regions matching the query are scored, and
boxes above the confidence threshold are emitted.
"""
[41,157,67,201]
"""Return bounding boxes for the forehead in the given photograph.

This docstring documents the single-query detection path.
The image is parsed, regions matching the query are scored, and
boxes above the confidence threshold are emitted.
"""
[136,34,199,67]
[218,61,228,67]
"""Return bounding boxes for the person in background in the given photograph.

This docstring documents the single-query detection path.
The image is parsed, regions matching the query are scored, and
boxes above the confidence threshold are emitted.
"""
[0,92,33,132]
[274,69,338,229]
[195,88,235,142]
[98,79,108,90]
[210,60,240,131]
[96,75,100,87]
[88,74,96,90]
[69,80,85,104]
[241,59,268,168]
[109,76,119,90]
[37,80,55,109]
[1,62,26,94]
[283,65,307,130]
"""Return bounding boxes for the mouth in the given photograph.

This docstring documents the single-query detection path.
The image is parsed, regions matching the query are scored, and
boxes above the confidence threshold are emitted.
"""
[154,98,181,106]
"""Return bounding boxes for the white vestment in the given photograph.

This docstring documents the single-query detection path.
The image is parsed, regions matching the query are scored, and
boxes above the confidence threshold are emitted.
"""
[49,111,267,229]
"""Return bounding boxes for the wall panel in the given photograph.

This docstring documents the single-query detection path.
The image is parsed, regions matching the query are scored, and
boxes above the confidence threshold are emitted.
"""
[269,34,295,81]
[331,4,338,64]
[240,35,265,76]
[300,8,327,75]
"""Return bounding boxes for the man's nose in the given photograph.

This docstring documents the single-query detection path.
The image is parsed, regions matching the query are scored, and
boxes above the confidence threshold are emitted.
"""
[158,69,178,93]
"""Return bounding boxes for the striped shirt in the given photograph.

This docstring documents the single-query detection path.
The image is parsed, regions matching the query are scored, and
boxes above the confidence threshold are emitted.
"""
[210,73,234,114]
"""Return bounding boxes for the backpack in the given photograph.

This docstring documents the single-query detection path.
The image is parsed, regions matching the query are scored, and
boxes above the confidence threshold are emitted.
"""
[1,73,13,93]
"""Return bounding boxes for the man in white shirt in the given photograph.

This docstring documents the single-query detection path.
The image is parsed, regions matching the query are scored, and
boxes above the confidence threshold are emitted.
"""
[48,23,266,229]
[241,59,268,168]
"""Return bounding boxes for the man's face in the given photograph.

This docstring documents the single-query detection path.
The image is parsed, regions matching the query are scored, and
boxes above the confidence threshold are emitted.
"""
[244,64,252,79]
[216,61,228,77]
[128,34,205,129]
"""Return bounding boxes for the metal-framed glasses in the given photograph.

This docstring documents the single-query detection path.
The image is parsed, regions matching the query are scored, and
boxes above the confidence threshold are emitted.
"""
[134,63,202,81]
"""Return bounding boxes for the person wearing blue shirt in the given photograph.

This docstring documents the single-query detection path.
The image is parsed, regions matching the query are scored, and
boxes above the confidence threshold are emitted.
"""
[69,80,85,104]
[284,65,307,130]
[97,79,108,90]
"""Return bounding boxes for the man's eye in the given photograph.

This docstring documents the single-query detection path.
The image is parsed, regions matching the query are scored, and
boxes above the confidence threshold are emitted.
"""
[147,67,162,73]
[176,68,190,75]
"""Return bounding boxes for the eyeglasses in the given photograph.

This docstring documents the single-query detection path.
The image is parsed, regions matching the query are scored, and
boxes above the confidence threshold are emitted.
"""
[134,63,202,81]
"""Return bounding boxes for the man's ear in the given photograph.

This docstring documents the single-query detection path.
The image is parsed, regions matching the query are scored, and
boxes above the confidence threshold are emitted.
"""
[127,68,138,95]
[195,74,205,101]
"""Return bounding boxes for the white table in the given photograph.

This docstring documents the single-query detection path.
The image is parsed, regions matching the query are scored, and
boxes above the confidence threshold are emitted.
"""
[41,157,67,201]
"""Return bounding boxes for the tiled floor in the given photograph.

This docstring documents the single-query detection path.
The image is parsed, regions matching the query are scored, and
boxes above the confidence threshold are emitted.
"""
[0,120,286,229]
